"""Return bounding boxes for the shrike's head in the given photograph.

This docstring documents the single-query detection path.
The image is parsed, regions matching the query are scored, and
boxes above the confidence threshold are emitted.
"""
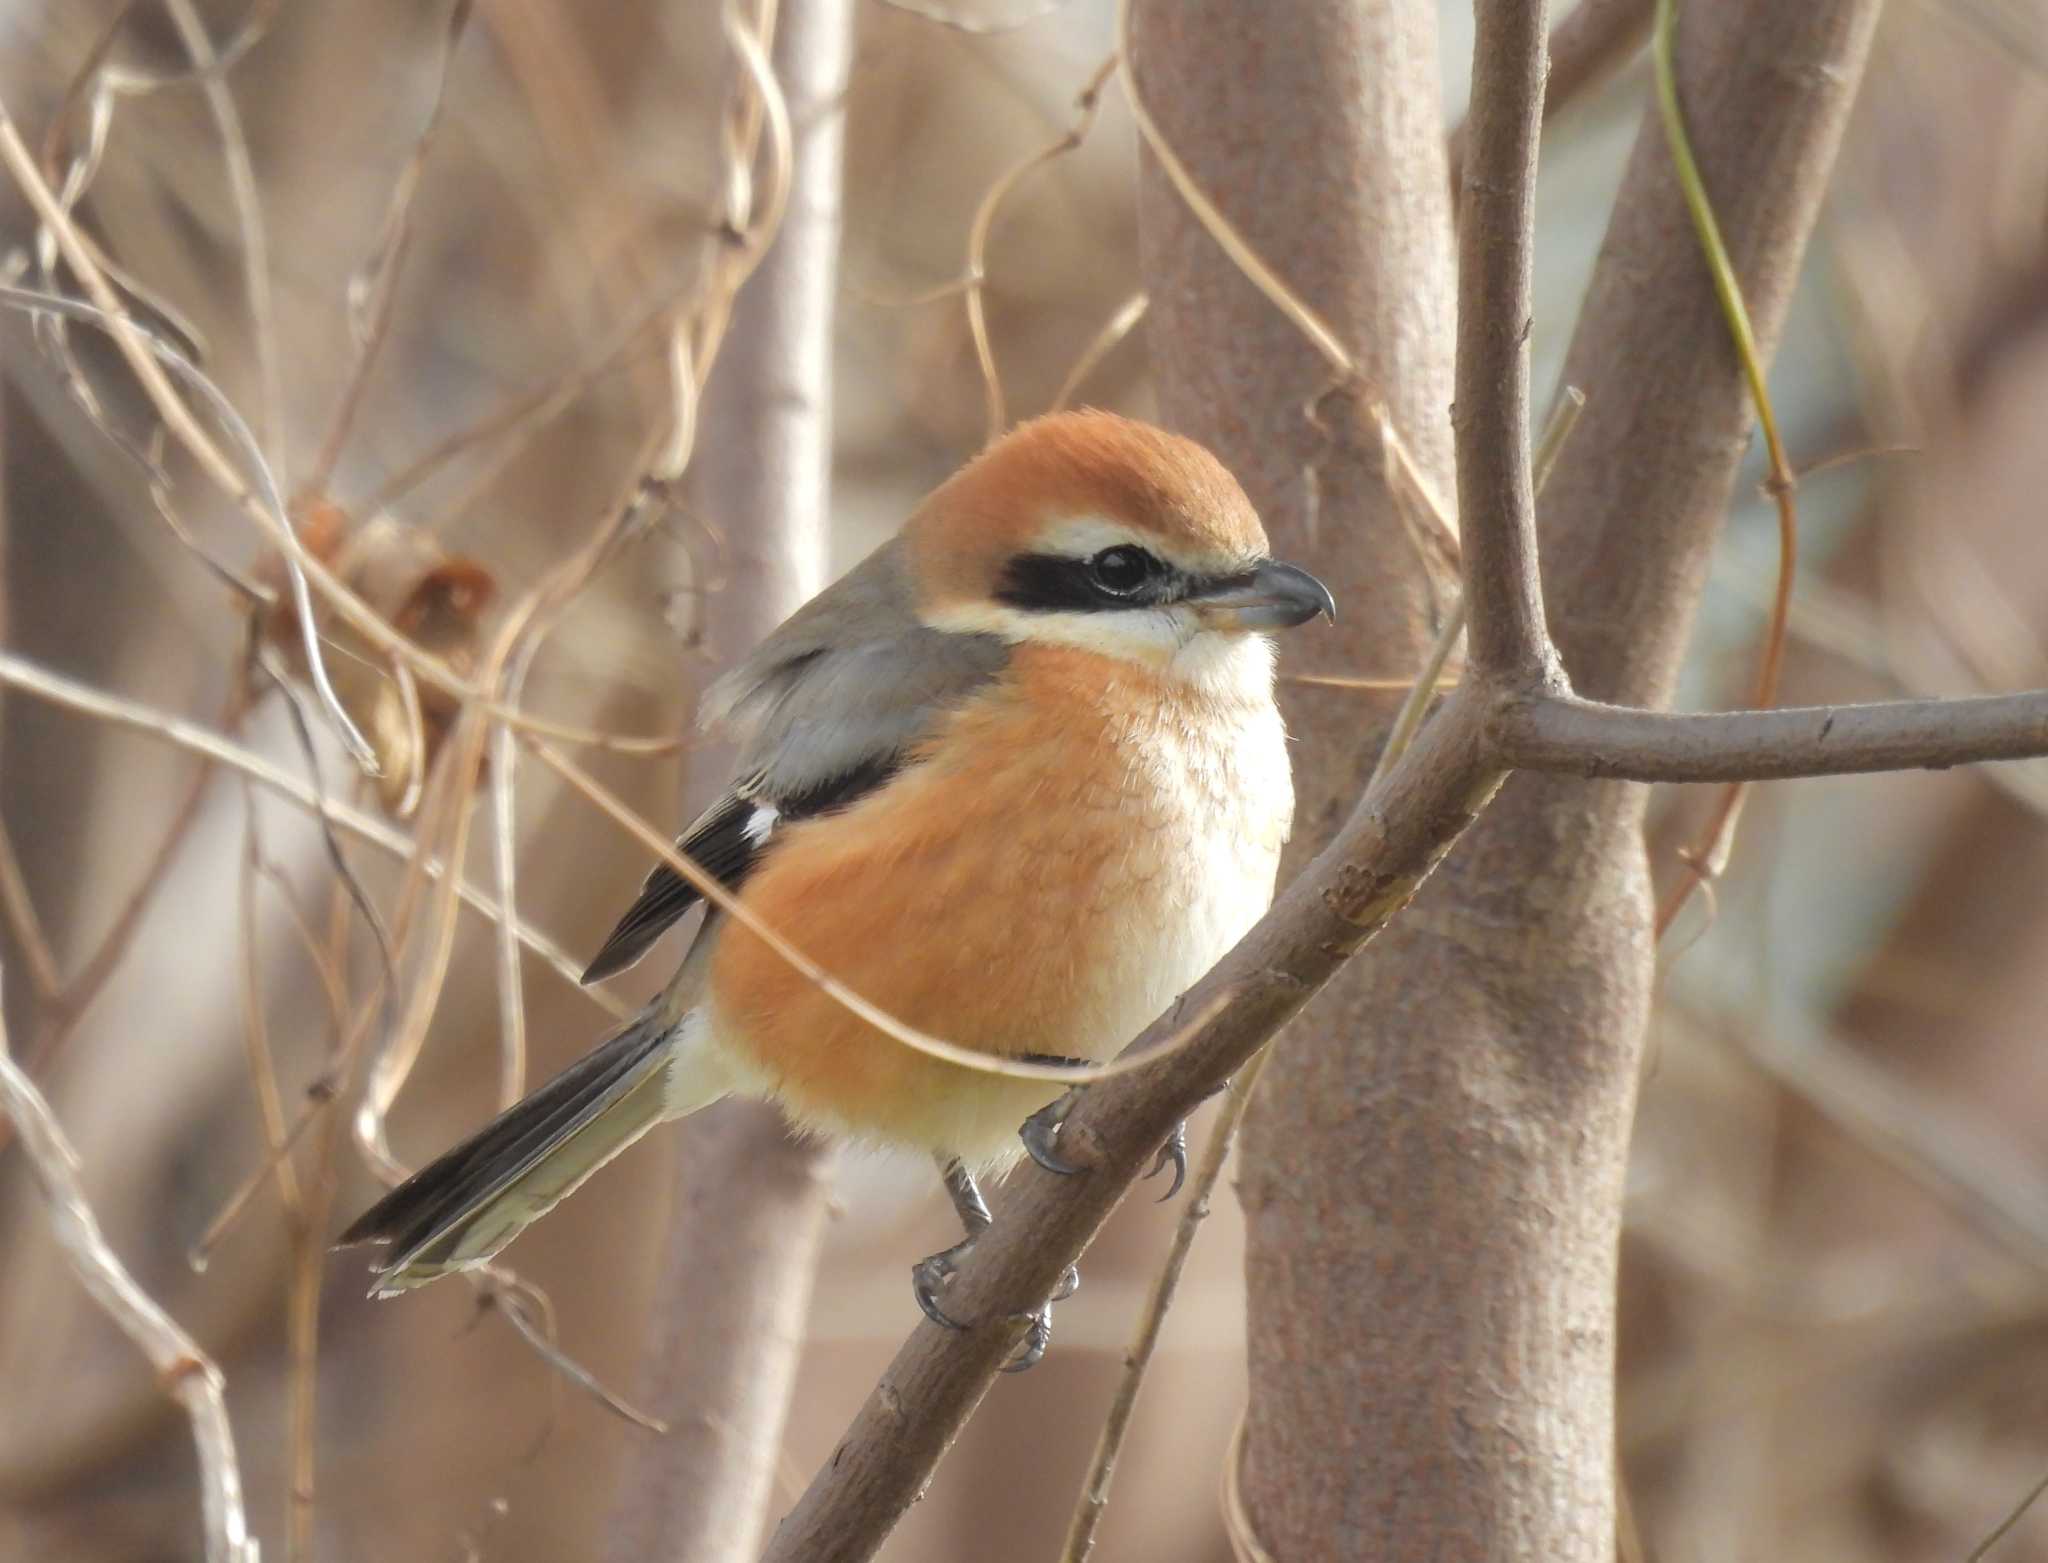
[904,411,1334,681]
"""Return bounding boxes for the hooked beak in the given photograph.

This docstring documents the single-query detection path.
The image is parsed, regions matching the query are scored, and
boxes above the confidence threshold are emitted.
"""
[1188,559,1337,632]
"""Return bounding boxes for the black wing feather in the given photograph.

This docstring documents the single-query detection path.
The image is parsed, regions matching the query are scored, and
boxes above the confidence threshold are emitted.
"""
[579,755,902,984]
[578,792,759,983]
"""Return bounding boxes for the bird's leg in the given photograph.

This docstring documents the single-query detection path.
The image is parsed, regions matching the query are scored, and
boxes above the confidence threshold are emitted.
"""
[911,1154,1081,1372]
[912,1156,990,1333]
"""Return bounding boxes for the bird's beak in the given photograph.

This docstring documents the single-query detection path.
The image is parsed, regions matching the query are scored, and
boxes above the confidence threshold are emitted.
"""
[1188,559,1337,631]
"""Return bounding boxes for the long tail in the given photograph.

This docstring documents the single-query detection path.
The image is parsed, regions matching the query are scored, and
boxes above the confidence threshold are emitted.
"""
[336,1007,727,1295]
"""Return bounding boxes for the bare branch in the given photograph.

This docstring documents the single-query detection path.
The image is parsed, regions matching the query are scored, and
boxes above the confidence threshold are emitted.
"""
[1454,0,1555,683]
[0,815,61,1000]
[761,690,1506,1563]
[1049,290,1149,413]
[1059,1054,1268,1562]
[0,150,377,772]
[162,0,286,472]
[0,972,258,1563]
[1495,688,2048,782]
[0,645,620,1012]
[307,0,476,492]
[1447,0,1655,196]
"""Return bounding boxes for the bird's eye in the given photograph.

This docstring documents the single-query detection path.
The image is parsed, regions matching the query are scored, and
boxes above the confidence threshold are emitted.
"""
[1088,545,1156,596]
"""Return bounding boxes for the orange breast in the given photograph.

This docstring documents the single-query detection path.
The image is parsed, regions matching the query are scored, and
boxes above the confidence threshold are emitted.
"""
[704,644,1289,1165]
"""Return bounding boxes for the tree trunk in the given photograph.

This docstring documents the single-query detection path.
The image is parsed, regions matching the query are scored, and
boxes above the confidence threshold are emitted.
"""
[1138,0,1881,1557]
[604,2,851,1557]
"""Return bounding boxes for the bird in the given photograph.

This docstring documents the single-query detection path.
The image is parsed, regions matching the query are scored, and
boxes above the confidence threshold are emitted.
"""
[337,409,1333,1367]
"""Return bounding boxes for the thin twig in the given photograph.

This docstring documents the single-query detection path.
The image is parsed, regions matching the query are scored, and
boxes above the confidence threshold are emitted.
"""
[1649,0,1801,936]
[0,278,703,759]
[1965,1464,2048,1563]
[305,0,477,492]
[0,645,619,1010]
[234,805,305,1217]
[350,0,807,1182]
[1284,671,1461,692]
[960,53,1118,439]
[252,647,400,1038]
[1049,290,1148,413]
[360,297,673,515]
[353,701,493,1180]
[163,0,287,472]
[10,672,237,1097]
[487,645,538,1109]
[479,1268,670,1434]
[234,799,314,1563]
[0,153,378,773]
[0,971,258,1563]
[188,1095,328,1273]
[0,815,62,1000]
[1058,1055,1270,1562]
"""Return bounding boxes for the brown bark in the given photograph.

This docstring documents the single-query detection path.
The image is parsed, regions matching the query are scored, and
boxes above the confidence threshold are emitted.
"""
[1141,1,1881,1559]
[603,2,850,1558]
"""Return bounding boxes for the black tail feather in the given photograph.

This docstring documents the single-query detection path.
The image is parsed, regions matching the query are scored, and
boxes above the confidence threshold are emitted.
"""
[336,1010,670,1271]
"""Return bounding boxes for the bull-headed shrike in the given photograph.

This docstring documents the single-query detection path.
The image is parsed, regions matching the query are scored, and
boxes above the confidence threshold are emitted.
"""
[340,410,1333,1366]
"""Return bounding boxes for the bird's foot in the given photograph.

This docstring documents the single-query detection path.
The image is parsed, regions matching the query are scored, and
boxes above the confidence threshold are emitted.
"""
[1020,1086,1086,1175]
[914,1239,1080,1374]
[911,1238,975,1332]
[1001,1265,1080,1373]
[1144,1119,1189,1201]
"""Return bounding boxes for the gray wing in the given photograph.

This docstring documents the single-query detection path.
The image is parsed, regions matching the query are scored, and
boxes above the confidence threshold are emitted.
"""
[580,538,1008,984]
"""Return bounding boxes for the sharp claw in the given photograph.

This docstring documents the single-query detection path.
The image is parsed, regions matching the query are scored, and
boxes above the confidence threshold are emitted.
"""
[911,1247,971,1331]
[1020,1087,1087,1176]
[923,1148,1078,1365]
[1145,1121,1189,1202]
[919,1251,1074,1368]
[1002,1304,1053,1373]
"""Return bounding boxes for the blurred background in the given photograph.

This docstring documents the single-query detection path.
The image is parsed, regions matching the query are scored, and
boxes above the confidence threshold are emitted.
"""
[4,1,2048,1558]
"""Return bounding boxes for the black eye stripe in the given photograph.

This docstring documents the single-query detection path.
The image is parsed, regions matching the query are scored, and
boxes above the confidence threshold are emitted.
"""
[995,548,1182,613]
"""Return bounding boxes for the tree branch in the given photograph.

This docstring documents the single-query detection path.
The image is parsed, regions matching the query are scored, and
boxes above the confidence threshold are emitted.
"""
[604,2,849,1558]
[1497,688,2048,782]
[1455,0,1557,684]
[762,692,1506,1563]
[764,5,1904,1560]
[0,973,257,1563]
[1447,0,1655,197]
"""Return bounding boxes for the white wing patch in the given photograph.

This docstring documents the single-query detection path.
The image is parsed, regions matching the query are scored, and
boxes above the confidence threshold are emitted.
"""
[743,802,781,844]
